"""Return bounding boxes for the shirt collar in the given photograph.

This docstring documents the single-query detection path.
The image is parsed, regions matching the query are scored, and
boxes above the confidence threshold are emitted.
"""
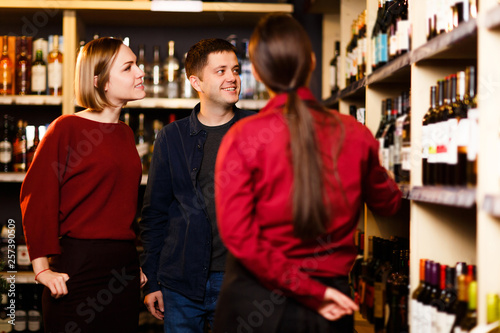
[259,87,316,114]
[189,103,242,136]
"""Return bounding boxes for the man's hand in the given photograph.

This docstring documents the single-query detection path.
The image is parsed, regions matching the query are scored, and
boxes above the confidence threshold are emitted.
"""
[144,290,164,320]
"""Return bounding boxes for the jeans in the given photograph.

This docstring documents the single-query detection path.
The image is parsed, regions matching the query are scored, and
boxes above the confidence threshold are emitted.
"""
[161,271,224,333]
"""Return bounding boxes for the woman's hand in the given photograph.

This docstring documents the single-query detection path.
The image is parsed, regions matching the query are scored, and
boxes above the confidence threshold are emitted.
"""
[140,268,148,288]
[317,287,359,321]
[36,269,70,299]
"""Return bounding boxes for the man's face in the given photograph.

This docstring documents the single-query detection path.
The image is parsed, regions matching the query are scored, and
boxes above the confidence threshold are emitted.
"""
[196,51,241,107]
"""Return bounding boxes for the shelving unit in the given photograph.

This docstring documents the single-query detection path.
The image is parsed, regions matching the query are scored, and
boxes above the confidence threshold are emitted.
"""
[320,0,500,330]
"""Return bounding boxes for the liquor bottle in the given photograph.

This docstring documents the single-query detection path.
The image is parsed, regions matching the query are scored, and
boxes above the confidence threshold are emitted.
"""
[387,3,398,62]
[31,49,46,95]
[0,35,13,95]
[421,261,440,333]
[386,249,409,333]
[454,0,470,27]
[450,265,469,332]
[150,45,164,98]
[401,91,411,184]
[410,259,427,333]
[359,236,374,319]
[26,126,39,171]
[13,290,27,332]
[149,119,163,169]
[164,40,179,99]
[366,237,381,324]
[137,44,146,83]
[377,0,389,70]
[0,114,12,172]
[15,36,31,95]
[385,249,400,332]
[446,75,459,186]
[357,11,367,80]
[435,0,448,36]
[432,80,445,185]
[464,66,477,187]
[437,78,451,185]
[48,35,63,96]
[417,260,434,332]
[12,120,27,172]
[459,280,477,331]
[394,94,407,183]
[27,288,42,332]
[381,99,396,174]
[454,71,468,187]
[329,41,340,96]
[374,239,392,332]
[135,113,149,173]
[422,87,435,185]
[437,266,457,333]
[240,39,255,100]
[372,0,384,71]
[397,0,411,57]
[376,99,388,140]
[180,53,195,99]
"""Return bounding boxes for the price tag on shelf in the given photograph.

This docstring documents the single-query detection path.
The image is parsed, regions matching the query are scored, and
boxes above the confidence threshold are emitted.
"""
[151,1,203,12]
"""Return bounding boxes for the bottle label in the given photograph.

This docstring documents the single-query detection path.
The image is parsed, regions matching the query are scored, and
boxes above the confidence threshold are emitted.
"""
[17,244,31,267]
[397,20,410,52]
[28,310,42,331]
[422,125,429,159]
[410,299,420,333]
[456,118,470,147]
[467,108,479,162]
[447,118,458,165]
[48,61,62,88]
[0,141,12,164]
[435,121,449,164]
[31,65,47,92]
[379,33,388,63]
[389,34,398,57]
[428,123,437,163]
[401,146,411,171]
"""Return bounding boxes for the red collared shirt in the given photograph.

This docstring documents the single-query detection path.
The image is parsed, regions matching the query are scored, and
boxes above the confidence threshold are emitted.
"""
[215,87,402,309]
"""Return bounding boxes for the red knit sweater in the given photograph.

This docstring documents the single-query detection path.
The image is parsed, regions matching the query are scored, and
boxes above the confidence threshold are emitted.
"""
[20,115,142,261]
[215,87,402,310]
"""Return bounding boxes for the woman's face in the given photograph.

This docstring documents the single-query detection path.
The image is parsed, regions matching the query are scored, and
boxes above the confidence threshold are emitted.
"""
[104,44,146,106]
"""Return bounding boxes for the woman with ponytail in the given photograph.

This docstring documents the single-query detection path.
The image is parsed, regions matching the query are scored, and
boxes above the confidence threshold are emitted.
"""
[214,13,401,332]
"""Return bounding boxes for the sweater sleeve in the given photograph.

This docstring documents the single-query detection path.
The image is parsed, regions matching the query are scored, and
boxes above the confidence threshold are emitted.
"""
[362,126,402,216]
[215,128,327,310]
[20,118,68,260]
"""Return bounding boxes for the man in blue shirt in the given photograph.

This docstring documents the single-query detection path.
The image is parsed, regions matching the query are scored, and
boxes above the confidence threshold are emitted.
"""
[140,38,255,332]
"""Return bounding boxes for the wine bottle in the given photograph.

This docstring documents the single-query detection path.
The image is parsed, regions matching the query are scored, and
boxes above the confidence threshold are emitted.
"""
[372,0,384,71]
[27,288,42,332]
[31,49,46,95]
[423,261,441,333]
[446,74,459,186]
[0,35,13,96]
[397,0,411,57]
[459,280,477,331]
[12,120,27,172]
[151,45,164,98]
[0,114,12,172]
[385,249,401,333]
[410,259,427,333]
[454,71,468,187]
[436,266,457,333]
[464,66,477,187]
[374,239,392,332]
[13,290,27,332]
[433,80,445,185]
[417,260,434,332]
[394,94,406,183]
[486,293,499,325]
[164,40,179,99]
[15,36,31,95]
[422,87,435,185]
[240,39,255,100]
[26,126,39,171]
[359,236,374,319]
[48,35,63,96]
[377,0,389,69]
[137,44,146,82]
[401,91,411,184]
[357,12,366,80]
[330,41,340,96]
[450,265,469,332]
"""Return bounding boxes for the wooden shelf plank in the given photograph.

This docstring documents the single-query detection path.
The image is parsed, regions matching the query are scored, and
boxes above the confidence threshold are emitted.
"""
[0,96,62,106]
[125,98,267,110]
[339,77,366,101]
[411,19,477,64]
[0,172,26,183]
[409,186,476,208]
[367,52,411,85]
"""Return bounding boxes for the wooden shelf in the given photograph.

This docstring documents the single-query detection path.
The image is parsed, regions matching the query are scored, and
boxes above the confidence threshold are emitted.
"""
[409,186,476,208]
[367,52,411,85]
[0,271,35,284]
[482,194,500,218]
[0,172,26,183]
[411,19,477,64]
[0,96,62,106]
[339,77,366,101]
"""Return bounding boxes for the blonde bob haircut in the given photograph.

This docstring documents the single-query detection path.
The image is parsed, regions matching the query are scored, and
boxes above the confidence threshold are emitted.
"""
[75,37,123,110]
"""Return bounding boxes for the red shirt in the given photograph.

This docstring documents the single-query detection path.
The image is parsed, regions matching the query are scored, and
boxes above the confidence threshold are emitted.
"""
[20,115,142,261]
[215,87,402,310]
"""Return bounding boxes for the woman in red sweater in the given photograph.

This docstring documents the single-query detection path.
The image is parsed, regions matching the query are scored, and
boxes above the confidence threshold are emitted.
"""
[214,14,402,332]
[20,37,147,332]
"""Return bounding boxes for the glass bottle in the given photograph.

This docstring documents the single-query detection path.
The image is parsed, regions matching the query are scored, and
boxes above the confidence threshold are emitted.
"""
[410,259,427,333]
[48,35,63,96]
[464,66,477,187]
[0,114,12,172]
[454,71,468,187]
[164,40,179,98]
[15,36,31,95]
[12,120,27,172]
[135,113,149,173]
[446,75,459,186]
[0,36,13,95]
[31,49,46,95]
[150,45,164,98]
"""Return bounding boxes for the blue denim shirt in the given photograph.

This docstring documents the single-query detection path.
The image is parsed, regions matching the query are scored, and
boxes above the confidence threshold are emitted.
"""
[140,103,255,300]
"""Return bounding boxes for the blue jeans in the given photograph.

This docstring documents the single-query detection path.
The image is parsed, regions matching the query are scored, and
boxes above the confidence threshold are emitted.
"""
[161,271,224,333]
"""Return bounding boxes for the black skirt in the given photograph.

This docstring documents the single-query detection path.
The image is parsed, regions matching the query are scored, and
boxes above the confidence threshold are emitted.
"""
[214,254,354,333]
[42,237,141,333]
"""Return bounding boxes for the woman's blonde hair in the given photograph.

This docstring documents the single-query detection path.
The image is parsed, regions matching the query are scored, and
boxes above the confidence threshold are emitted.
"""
[75,37,123,110]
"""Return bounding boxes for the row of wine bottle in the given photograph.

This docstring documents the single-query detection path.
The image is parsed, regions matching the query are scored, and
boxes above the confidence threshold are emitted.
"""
[426,0,478,41]
[0,35,63,96]
[421,66,477,187]
[410,259,477,333]
[0,284,44,333]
